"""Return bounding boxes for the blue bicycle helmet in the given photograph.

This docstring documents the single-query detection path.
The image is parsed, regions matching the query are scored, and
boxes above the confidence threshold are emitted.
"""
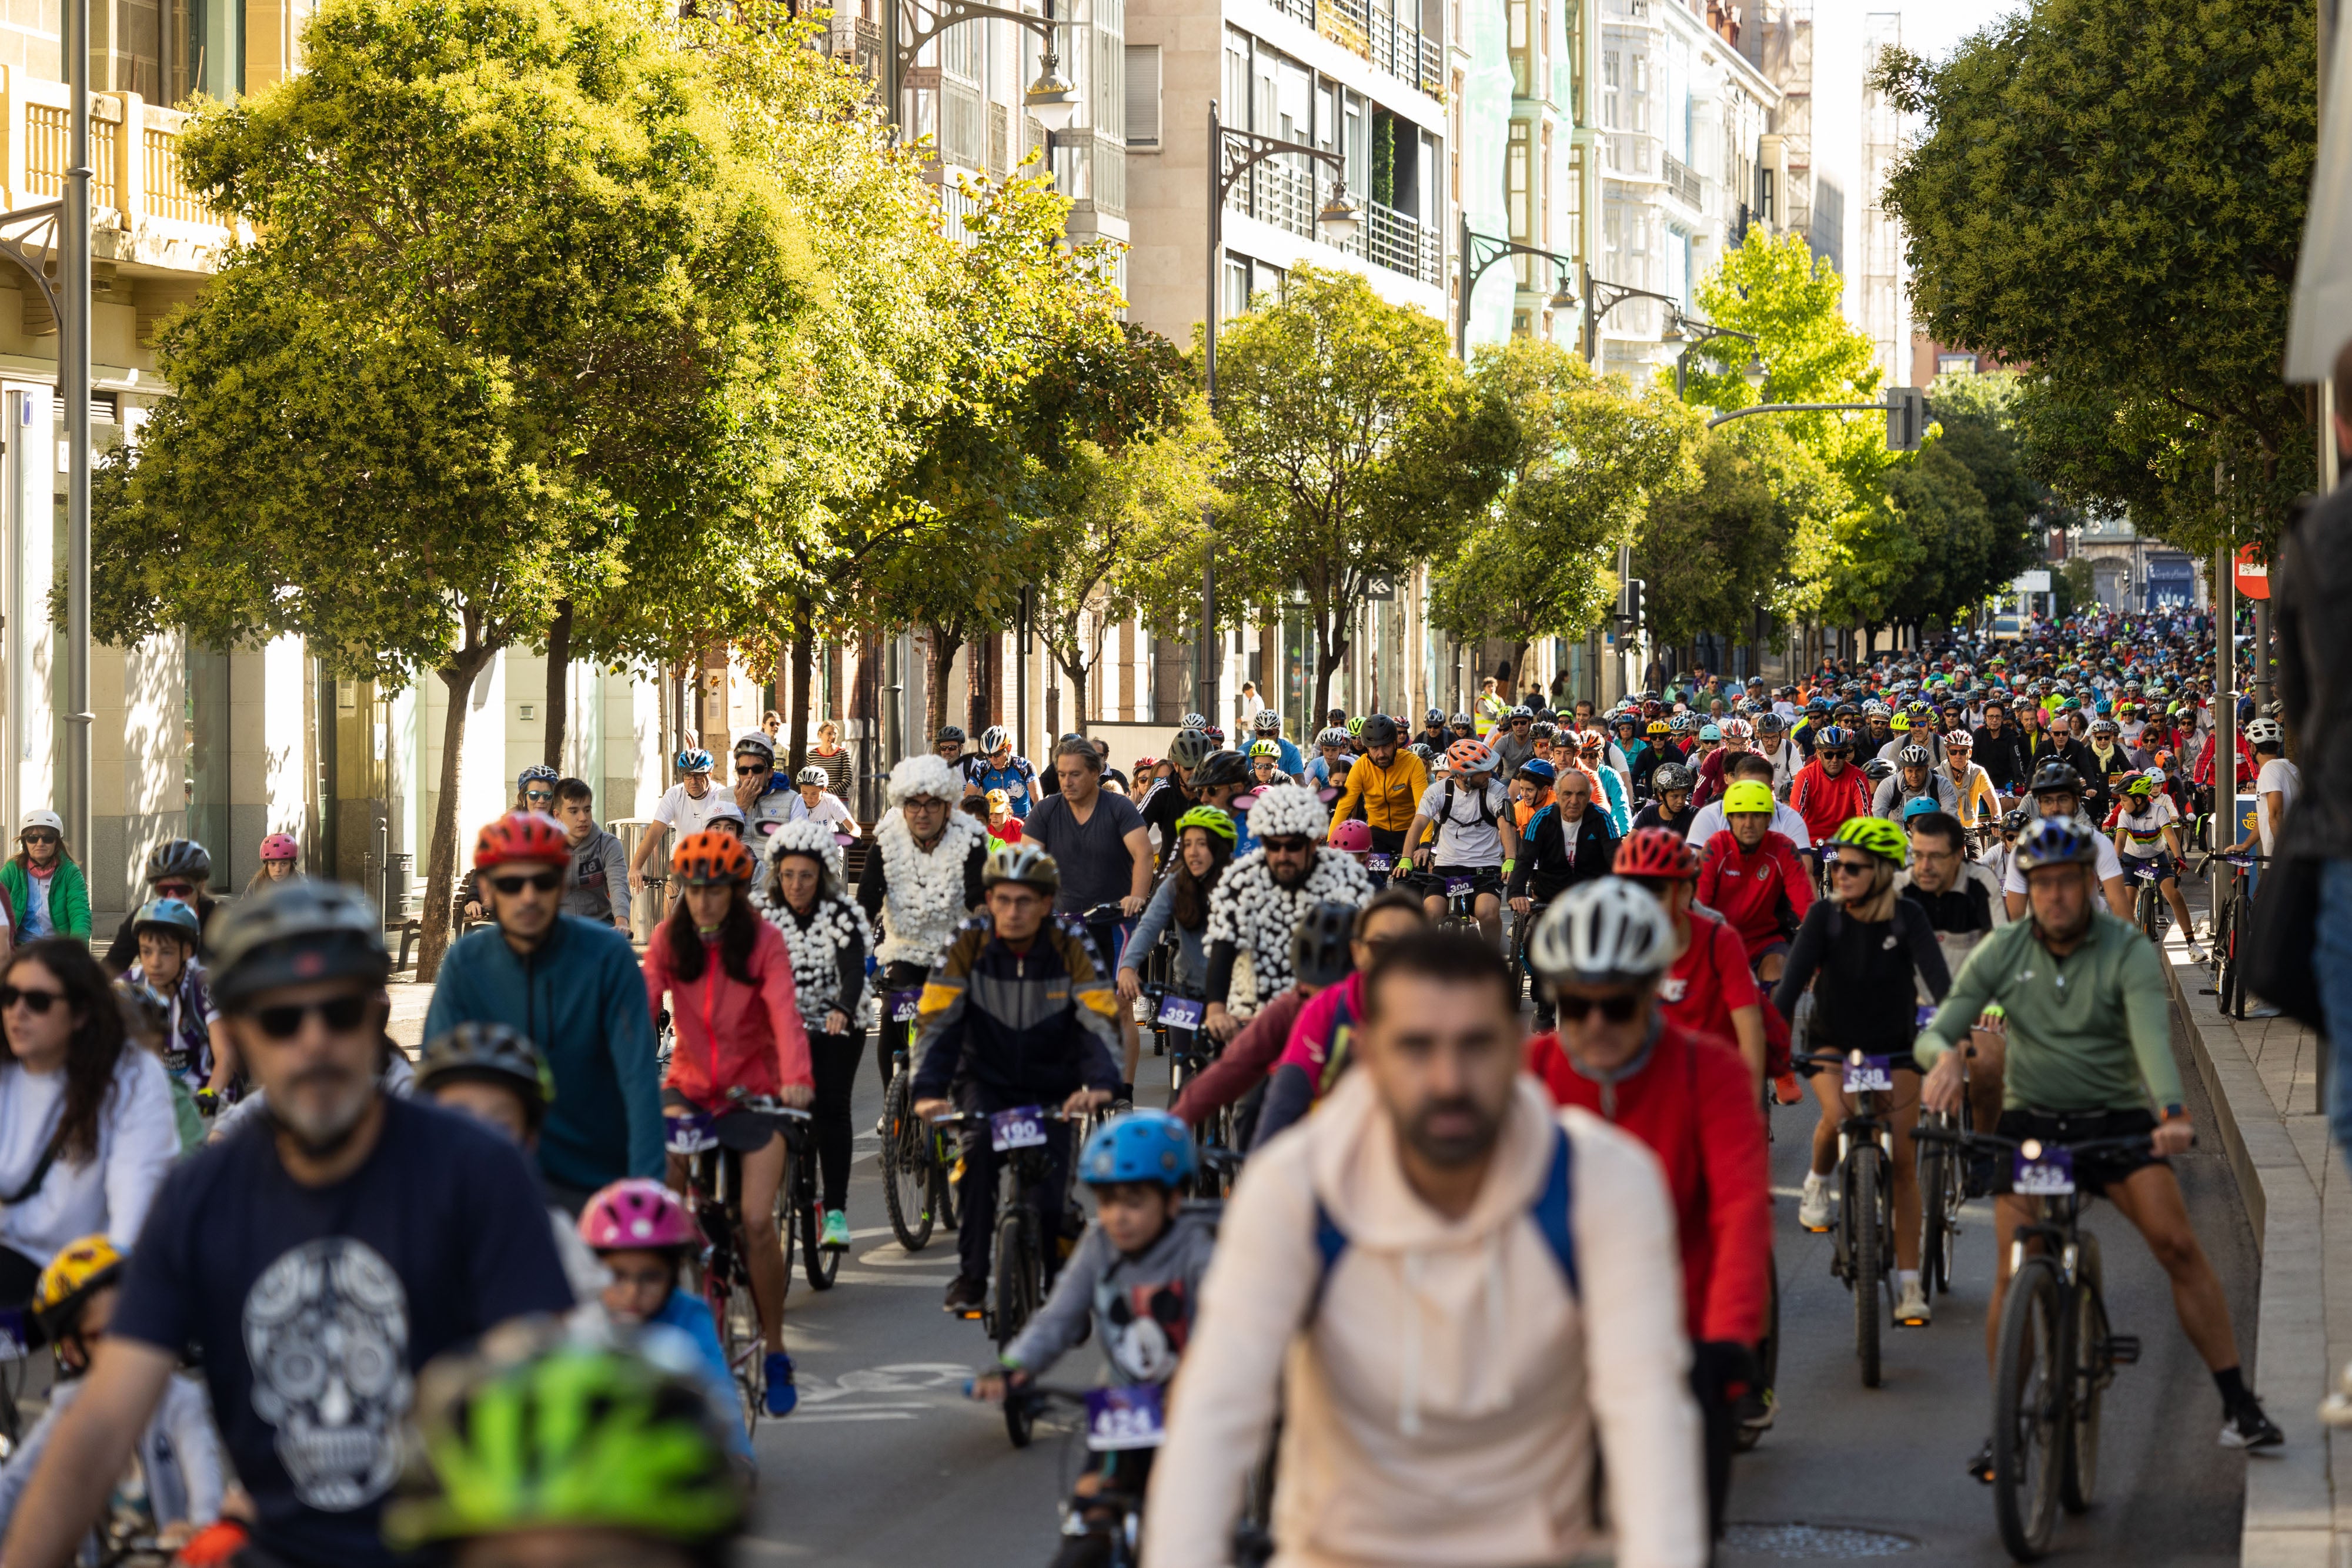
[1080,1109,1197,1188]
[516,764,560,791]
[2013,815,2100,871]
[674,749,714,774]
[1901,796,1943,822]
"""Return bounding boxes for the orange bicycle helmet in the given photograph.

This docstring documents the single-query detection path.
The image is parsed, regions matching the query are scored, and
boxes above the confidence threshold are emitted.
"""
[1445,738,1497,774]
[474,812,571,871]
[671,830,754,887]
[1613,826,1702,881]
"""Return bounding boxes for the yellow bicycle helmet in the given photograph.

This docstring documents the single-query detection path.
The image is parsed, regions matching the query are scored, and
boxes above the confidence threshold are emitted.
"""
[1721,780,1776,816]
[1829,815,1909,867]
[35,1235,124,1340]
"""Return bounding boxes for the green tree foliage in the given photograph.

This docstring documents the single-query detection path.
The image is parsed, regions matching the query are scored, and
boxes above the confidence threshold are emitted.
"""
[1431,340,1700,672]
[1211,267,1515,718]
[1874,0,2316,556]
[91,0,812,976]
[1637,440,1788,651]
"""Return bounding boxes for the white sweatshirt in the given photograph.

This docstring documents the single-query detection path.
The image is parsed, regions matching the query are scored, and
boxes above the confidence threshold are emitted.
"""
[0,1048,176,1268]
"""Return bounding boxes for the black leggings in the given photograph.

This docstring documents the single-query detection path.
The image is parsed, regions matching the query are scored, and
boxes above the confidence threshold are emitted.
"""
[877,961,928,1094]
[808,1029,863,1211]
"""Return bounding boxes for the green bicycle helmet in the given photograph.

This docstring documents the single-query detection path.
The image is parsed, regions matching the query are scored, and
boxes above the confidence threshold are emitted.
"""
[1172,805,1238,845]
[1829,815,1909,868]
[383,1319,745,1555]
[1247,738,1282,761]
[1346,716,1367,737]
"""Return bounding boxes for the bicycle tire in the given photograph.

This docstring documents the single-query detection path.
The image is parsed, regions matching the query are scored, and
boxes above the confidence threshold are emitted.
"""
[995,1210,1039,1447]
[799,1141,838,1290]
[1852,1151,1882,1389]
[707,1271,760,1440]
[933,1128,961,1232]
[1506,914,1528,1010]
[2062,1233,2106,1514]
[1920,1132,1952,1299]
[1993,1258,2066,1560]
[880,1072,934,1251]
[1733,1251,1780,1454]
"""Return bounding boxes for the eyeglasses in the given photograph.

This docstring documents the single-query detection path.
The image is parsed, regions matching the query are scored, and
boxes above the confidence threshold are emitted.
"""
[152,881,196,900]
[1262,836,1312,854]
[250,995,372,1039]
[736,763,770,776]
[489,870,563,895]
[1830,857,1878,878]
[0,985,63,1014]
[523,789,555,805]
[1556,992,1643,1024]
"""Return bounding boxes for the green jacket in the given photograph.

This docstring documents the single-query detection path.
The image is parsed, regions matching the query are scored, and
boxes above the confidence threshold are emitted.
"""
[1915,910,2180,1114]
[0,857,91,940]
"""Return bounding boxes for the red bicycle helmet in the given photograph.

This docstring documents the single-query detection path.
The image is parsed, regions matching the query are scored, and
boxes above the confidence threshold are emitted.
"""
[577,1178,700,1252]
[1613,826,1702,881]
[259,833,300,862]
[1328,819,1372,852]
[474,811,571,871]
[671,829,754,887]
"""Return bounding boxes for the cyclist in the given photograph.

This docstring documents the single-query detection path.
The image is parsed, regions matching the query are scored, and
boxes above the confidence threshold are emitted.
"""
[1775,817,1950,1328]
[0,1237,223,1556]
[1139,729,1217,870]
[2110,770,2203,958]
[1897,811,2011,1146]
[1973,698,2029,797]
[2227,716,2297,858]
[857,754,988,1096]
[99,840,213,975]
[1755,711,1801,796]
[1203,786,1374,1043]
[2080,716,2134,825]
[1918,816,2285,1467]
[631,750,725,895]
[1247,739,1287,790]
[1146,928,1705,1568]
[1190,750,1258,857]
[1401,739,1517,947]
[1415,708,1451,752]
[1251,710,1304,777]
[2003,761,2131,921]
[1523,880,1771,1539]
[1305,728,1352,795]
[1684,752,1814,848]
[966,726,1042,818]
[1326,714,1431,862]
[120,897,234,1100]
[4,880,576,1568]
[457,771,562,922]
[1613,830,1773,1101]
[382,1324,747,1568]
[729,730,796,848]
[1493,708,1537,776]
[1024,737,1155,1103]
[1117,806,1235,1026]
[1873,744,1960,821]
[757,821,874,1254]
[1692,717,1754,810]
[910,843,1119,1315]
[1635,762,1699,837]
[426,811,666,1205]
[1695,780,1812,987]
[1250,892,1430,1146]
[1937,730,2000,844]
[547,777,632,931]
[1506,766,1619,1019]
[787,764,859,838]
[1981,805,2032,887]
[245,832,300,893]
[1576,729,1635,835]
[1509,756,1556,831]
[1790,726,1872,848]
[973,1112,1215,1568]
[1168,902,1357,1134]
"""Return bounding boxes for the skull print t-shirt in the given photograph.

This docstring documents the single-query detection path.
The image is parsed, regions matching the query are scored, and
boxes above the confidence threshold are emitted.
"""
[111,1095,575,1568]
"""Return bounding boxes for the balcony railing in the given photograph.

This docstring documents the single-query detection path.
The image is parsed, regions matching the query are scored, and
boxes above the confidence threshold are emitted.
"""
[1364,199,1439,286]
[1227,164,1436,287]
[1260,0,1441,98]
[0,70,234,282]
[1662,151,1703,208]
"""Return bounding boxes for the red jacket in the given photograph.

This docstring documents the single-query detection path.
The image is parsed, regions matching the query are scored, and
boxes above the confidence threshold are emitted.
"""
[1789,758,1872,846]
[1695,829,1813,956]
[1663,903,1783,1074]
[1170,985,1311,1127]
[1525,1020,1772,1345]
[645,918,812,1108]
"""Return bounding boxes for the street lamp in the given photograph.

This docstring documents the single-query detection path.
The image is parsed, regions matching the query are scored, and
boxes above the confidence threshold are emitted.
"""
[891,0,1086,138]
[1742,356,1768,390]
[1024,51,1077,131]
[1318,185,1362,245]
[1664,312,1762,399]
[1458,222,1582,359]
[1582,270,1687,362]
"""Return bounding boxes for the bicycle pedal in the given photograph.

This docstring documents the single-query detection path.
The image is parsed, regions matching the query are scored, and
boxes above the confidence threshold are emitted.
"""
[1802,1221,1833,1234]
[2104,1334,2141,1365]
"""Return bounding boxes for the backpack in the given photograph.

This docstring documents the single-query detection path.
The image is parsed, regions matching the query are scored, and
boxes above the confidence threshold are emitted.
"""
[1440,777,1504,830]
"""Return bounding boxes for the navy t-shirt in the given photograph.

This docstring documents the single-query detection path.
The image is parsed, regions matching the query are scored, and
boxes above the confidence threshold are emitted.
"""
[111,1096,574,1568]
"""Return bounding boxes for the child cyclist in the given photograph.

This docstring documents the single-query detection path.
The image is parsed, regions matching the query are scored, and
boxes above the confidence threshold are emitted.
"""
[121,897,237,1102]
[970,1111,1214,1568]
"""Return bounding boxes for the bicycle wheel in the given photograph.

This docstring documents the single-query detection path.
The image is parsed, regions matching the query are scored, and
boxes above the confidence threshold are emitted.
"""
[1851,1152,1882,1389]
[1919,1130,1953,1298]
[880,1071,934,1252]
[1733,1251,1780,1454]
[1993,1258,2066,1560]
[706,1271,760,1439]
[2062,1233,2106,1514]
[994,1211,1040,1447]
[1505,914,1528,1010]
[799,1142,838,1291]
[932,1129,962,1232]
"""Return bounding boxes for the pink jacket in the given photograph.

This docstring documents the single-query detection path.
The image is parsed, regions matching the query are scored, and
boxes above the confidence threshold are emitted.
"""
[1145,1072,1705,1568]
[644,919,811,1108]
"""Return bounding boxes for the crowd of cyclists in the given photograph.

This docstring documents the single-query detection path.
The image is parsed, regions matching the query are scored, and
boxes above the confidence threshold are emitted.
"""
[0,602,2299,1568]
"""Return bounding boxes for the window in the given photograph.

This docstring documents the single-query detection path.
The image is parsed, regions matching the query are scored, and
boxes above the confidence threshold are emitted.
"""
[1125,46,1160,146]
[1602,51,1619,128]
[1508,0,1530,95]
[1508,121,1530,240]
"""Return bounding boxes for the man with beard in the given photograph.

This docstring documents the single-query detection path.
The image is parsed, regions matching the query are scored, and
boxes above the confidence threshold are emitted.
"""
[0,880,573,1568]
[1147,929,1705,1568]
[1203,785,1374,1043]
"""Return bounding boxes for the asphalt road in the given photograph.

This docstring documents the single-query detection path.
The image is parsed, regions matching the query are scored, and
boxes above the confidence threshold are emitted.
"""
[737,1004,2263,1568]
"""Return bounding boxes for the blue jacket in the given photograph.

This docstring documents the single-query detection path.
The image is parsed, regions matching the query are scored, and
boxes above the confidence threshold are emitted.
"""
[650,1289,755,1460]
[423,915,663,1191]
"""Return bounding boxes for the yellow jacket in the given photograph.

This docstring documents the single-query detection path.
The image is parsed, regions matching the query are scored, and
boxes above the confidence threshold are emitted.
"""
[1331,751,1432,835]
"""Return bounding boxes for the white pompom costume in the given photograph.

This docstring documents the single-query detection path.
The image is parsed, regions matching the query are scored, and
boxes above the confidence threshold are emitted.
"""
[1204,785,1374,1001]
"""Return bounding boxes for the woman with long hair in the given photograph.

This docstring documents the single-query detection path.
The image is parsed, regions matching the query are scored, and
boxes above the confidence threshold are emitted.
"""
[0,939,175,1322]
[243,834,301,894]
[0,813,89,943]
[756,822,871,1254]
[1115,805,1237,1015]
[642,830,813,1416]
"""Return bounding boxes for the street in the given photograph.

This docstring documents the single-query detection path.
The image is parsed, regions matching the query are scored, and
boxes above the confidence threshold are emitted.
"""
[711,1001,2261,1568]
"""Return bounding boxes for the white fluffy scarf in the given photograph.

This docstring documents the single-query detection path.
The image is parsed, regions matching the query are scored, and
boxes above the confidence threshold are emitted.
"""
[872,807,984,968]
[764,893,873,1030]
[1204,847,1374,995]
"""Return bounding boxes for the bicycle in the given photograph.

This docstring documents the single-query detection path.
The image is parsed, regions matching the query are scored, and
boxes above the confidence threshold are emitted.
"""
[2129,861,2167,947]
[1916,1009,1978,1301]
[2197,849,2260,1020]
[880,1031,958,1251]
[933,1105,1075,1447]
[1795,1048,1902,1388]
[782,1094,839,1292]
[990,1381,1163,1568]
[669,1095,807,1436]
[1913,1125,2150,1562]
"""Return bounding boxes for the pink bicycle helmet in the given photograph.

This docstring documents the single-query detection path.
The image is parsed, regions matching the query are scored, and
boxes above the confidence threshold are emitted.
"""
[1328,819,1372,852]
[259,833,300,862]
[577,1178,700,1252]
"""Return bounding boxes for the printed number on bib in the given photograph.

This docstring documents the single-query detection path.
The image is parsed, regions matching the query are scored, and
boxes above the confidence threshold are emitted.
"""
[1157,995,1205,1030]
[1085,1384,1166,1451]
[665,1111,719,1156]
[1366,852,1395,875]
[1445,877,1475,898]
[1842,1054,1895,1094]
[890,989,923,1024]
[2013,1146,2076,1196]
[990,1107,1048,1152]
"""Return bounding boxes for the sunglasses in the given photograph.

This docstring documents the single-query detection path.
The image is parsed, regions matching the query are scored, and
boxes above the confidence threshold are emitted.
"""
[152,881,196,900]
[489,870,563,895]
[523,789,555,805]
[1818,749,1852,760]
[19,833,56,847]
[1262,836,1313,854]
[1830,857,1878,878]
[737,763,770,776]
[1556,992,1643,1023]
[251,994,373,1039]
[0,985,63,1014]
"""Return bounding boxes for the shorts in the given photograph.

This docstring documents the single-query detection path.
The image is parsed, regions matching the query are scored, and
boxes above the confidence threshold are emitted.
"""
[1798,1051,1922,1079]
[2123,851,2176,882]
[1993,1107,2163,1196]
[1417,864,1503,900]
[663,1087,789,1152]
[1748,937,1790,966]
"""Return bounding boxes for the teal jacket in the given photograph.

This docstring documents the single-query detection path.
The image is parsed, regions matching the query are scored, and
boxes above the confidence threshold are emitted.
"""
[0,857,90,940]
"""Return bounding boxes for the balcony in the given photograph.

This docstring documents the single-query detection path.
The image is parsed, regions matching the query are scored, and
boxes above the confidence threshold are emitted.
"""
[818,15,884,95]
[1661,151,1702,208]
[1225,160,1436,286]
[1364,199,1439,286]
[1261,0,1442,98]
[0,68,233,279]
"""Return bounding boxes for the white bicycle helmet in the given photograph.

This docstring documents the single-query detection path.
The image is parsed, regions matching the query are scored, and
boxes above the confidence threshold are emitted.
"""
[795,765,828,788]
[1719,717,1753,741]
[2243,717,2284,747]
[1254,709,1281,732]
[980,726,1011,753]
[1528,879,1680,987]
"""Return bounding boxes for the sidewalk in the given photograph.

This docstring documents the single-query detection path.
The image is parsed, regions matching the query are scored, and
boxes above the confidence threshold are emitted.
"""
[2157,928,2349,1568]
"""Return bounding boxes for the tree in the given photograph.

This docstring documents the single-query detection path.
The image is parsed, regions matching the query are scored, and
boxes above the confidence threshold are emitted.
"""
[1874,0,2316,556]
[91,0,812,978]
[1211,267,1514,718]
[1431,340,1701,671]
[1637,440,1788,651]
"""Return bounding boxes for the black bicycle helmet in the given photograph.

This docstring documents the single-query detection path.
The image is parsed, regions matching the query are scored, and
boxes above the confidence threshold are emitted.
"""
[2027,760,2083,797]
[2000,806,2034,836]
[1165,730,1215,773]
[1361,714,1402,748]
[1191,750,1252,790]
[1862,758,1896,783]
[1291,901,1358,989]
[1652,763,1696,793]
[416,1022,553,1131]
[208,879,389,1010]
[145,838,212,884]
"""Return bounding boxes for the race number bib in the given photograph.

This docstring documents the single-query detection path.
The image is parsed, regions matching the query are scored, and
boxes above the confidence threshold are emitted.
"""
[889,989,923,1024]
[1842,1054,1895,1094]
[1157,995,1206,1030]
[1085,1384,1166,1451]
[1366,852,1395,875]
[1445,877,1475,898]
[664,1111,719,1155]
[990,1107,1048,1152]
[2013,1148,2077,1196]
[1915,1004,1939,1029]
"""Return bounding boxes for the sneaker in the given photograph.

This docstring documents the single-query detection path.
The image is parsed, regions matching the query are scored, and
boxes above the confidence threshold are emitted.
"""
[1736,1386,1776,1433]
[1773,1072,1803,1105]
[1798,1182,1832,1232]
[943,1275,986,1313]
[763,1352,797,1417]
[821,1209,851,1250]
[2221,1395,2286,1450]
[2324,1363,2352,1427]
[1896,1280,1932,1326]
[2185,942,2209,964]
[1967,1438,1996,1484]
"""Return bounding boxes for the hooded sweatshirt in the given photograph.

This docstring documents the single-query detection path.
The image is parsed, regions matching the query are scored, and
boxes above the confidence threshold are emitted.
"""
[1145,1072,1705,1568]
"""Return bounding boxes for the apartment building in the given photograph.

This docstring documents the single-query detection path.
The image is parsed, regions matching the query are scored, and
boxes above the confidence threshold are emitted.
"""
[1451,0,1595,349]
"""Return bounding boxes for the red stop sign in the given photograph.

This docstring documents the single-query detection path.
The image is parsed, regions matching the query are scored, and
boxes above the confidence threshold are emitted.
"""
[2234,544,2271,601]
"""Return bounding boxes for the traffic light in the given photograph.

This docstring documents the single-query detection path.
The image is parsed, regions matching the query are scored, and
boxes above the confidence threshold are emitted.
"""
[1885,386,1929,452]
[1621,578,1646,626]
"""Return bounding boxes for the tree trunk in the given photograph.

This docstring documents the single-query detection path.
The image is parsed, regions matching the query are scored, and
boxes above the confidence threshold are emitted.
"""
[1054,649,1091,735]
[416,644,497,983]
[1309,600,1351,723]
[926,625,964,740]
[541,599,572,772]
[789,597,815,778]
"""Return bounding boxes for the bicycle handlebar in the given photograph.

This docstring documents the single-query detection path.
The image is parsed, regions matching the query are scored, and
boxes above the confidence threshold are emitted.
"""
[1910,1125,2187,1156]
[730,1094,811,1122]
[925,1108,1080,1127]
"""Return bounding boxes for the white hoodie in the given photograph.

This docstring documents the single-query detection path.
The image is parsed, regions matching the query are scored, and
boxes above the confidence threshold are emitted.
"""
[1145,1072,1705,1568]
